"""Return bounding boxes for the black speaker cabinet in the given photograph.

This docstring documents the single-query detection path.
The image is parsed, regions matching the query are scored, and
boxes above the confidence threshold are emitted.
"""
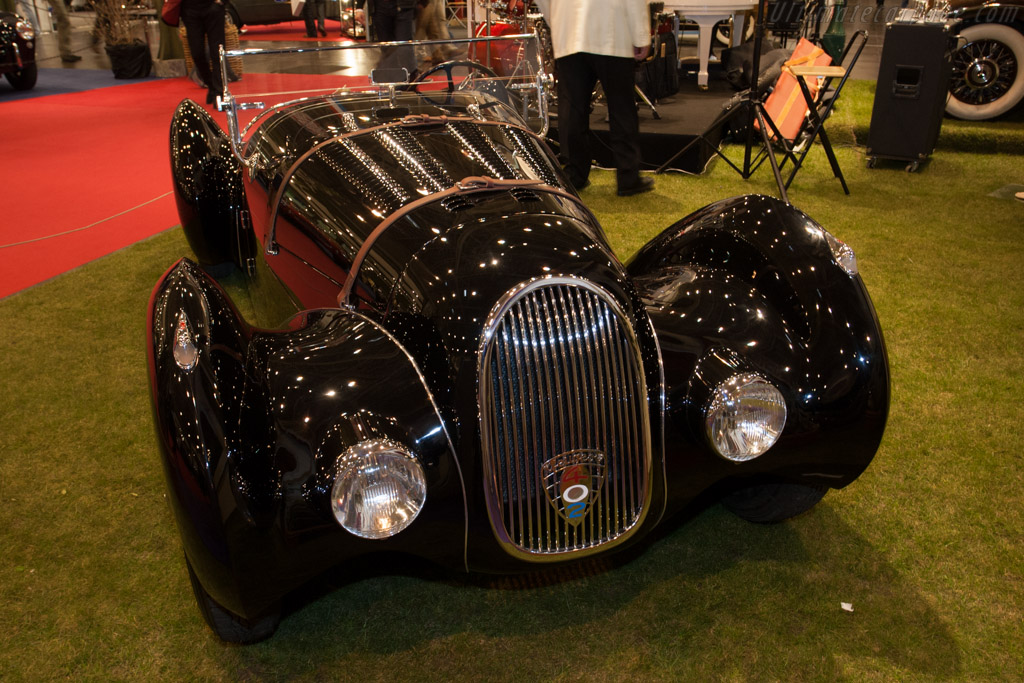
[867,22,954,171]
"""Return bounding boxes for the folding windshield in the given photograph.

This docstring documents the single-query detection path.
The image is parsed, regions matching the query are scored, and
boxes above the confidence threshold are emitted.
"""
[215,33,553,166]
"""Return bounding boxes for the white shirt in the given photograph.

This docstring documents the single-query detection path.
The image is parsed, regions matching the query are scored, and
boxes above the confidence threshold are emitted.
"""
[535,0,651,60]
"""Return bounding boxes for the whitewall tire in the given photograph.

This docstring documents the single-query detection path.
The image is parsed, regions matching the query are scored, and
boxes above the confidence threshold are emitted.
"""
[946,23,1024,120]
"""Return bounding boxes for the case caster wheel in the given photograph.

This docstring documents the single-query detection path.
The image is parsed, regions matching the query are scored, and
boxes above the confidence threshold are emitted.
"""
[905,161,919,173]
[866,157,876,169]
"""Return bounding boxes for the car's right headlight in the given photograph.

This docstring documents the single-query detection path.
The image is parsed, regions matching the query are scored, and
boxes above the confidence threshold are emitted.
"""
[705,373,787,461]
[16,19,35,41]
[331,439,426,539]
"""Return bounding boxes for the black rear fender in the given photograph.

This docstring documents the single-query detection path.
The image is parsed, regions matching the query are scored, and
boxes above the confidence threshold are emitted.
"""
[170,100,255,272]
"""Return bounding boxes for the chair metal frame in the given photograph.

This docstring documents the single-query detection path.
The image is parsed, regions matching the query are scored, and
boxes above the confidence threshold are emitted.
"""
[654,28,868,198]
[779,29,869,193]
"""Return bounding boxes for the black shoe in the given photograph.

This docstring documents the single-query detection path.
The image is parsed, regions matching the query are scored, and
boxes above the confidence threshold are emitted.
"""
[318,27,327,36]
[61,54,82,63]
[574,178,590,191]
[617,177,654,197]
[206,90,217,104]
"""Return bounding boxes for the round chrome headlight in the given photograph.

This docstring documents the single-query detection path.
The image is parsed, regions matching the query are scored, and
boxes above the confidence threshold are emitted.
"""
[16,19,35,41]
[705,374,787,461]
[331,440,426,539]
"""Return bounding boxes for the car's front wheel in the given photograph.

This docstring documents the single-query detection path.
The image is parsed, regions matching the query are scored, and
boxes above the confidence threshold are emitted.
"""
[186,557,280,643]
[722,482,827,524]
[4,63,37,91]
[946,23,1024,120]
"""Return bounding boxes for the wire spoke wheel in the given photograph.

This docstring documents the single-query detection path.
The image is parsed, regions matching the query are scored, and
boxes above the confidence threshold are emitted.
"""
[950,39,1017,104]
[946,23,1024,120]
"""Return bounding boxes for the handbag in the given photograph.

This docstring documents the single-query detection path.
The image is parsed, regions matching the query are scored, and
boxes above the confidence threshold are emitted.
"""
[161,0,182,27]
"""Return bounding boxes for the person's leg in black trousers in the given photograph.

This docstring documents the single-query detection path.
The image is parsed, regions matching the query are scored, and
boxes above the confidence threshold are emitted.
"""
[556,52,599,191]
[201,4,227,100]
[303,1,318,37]
[592,53,645,192]
[182,3,226,104]
[373,6,417,78]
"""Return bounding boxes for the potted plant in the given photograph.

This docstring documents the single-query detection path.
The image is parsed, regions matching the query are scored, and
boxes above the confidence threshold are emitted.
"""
[92,0,152,78]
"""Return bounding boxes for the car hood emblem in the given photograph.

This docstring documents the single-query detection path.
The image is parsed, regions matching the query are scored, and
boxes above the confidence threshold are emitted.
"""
[541,449,606,526]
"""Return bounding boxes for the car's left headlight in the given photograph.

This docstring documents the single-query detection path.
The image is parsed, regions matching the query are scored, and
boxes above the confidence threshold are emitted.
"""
[331,440,426,539]
[705,374,787,461]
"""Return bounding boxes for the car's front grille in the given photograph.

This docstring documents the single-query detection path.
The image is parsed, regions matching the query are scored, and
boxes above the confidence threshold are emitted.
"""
[479,278,651,558]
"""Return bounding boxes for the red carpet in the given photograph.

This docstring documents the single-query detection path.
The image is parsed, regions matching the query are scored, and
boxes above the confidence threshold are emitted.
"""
[0,77,216,299]
[0,71,375,299]
[239,21,361,42]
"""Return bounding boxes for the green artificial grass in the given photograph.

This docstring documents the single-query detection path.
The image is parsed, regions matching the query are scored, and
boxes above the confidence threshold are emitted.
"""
[2,81,1023,681]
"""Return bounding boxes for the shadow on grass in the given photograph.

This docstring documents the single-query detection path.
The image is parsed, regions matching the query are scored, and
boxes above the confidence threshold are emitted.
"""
[228,501,962,679]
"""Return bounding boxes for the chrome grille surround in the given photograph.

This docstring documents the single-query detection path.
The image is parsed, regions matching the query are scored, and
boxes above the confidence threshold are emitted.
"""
[478,276,653,560]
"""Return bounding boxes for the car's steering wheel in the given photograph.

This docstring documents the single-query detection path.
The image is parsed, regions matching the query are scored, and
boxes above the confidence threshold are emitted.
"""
[412,60,499,105]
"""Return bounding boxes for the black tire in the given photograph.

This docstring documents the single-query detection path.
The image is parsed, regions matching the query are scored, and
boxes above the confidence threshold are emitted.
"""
[228,6,243,30]
[186,557,280,644]
[5,62,37,91]
[722,482,827,524]
[946,23,1024,120]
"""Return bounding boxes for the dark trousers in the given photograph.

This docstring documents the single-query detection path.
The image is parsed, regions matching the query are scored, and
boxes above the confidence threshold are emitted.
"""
[556,52,642,189]
[182,3,227,96]
[304,0,326,36]
[372,6,417,76]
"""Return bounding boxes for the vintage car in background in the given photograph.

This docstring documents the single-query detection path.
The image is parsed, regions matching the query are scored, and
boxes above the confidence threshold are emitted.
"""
[0,11,37,91]
[147,37,890,643]
[945,0,1024,119]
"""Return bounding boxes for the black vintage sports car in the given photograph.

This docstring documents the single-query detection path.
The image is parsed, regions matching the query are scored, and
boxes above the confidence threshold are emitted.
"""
[0,11,37,91]
[148,37,890,643]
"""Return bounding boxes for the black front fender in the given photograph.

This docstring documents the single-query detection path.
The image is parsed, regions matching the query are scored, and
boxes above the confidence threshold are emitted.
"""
[628,195,890,502]
[148,259,467,619]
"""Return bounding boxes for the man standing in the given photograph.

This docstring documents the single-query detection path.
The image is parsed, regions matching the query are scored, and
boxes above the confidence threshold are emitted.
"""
[414,0,447,63]
[358,0,421,77]
[45,0,81,62]
[304,0,328,37]
[536,0,653,196]
[181,0,227,103]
